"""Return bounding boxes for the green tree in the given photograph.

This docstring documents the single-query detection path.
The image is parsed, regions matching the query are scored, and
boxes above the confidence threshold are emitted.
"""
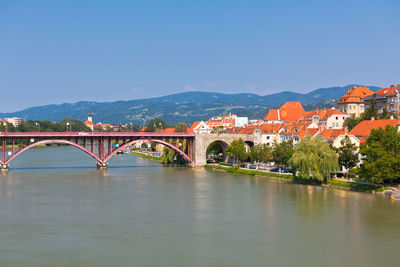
[206,141,224,155]
[289,135,339,183]
[336,136,359,178]
[272,141,294,168]
[344,115,362,131]
[359,125,400,184]
[146,119,167,132]
[174,122,188,132]
[360,97,378,121]
[210,126,226,134]
[249,144,272,168]
[225,139,247,163]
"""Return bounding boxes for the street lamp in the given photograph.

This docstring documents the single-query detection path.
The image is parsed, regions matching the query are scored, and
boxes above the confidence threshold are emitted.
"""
[35,122,40,132]
[66,122,70,133]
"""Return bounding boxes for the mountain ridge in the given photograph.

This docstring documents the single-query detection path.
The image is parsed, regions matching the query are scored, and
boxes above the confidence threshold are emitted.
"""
[0,84,380,125]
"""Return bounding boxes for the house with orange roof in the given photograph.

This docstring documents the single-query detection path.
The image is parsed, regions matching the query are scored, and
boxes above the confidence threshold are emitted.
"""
[258,123,282,146]
[188,121,211,134]
[337,86,374,117]
[299,108,348,129]
[349,118,400,143]
[264,102,306,124]
[363,84,400,115]
[277,122,314,144]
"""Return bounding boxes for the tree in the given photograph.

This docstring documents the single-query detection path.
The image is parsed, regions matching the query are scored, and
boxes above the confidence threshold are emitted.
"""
[336,136,359,178]
[359,125,400,184]
[360,97,378,121]
[210,126,226,134]
[174,123,188,132]
[288,135,339,183]
[344,115,362,131]
[206,141,224,156]
[249,144,272,168]
[160,139,186,165]
[225,139,247,163]
[272,141,294,168]
[145,119,167,132]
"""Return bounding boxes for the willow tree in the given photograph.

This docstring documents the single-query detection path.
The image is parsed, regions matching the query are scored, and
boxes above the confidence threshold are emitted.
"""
[289,135,339,182]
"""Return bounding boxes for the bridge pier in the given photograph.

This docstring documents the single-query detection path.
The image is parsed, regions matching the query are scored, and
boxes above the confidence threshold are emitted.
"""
[96,162,108,168]
[1,163,9,171]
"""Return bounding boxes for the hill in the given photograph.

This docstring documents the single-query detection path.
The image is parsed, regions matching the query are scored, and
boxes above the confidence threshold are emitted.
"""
[0,84,380,125]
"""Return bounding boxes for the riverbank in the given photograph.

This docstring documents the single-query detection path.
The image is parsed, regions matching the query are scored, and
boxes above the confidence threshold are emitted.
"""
[129,151,161,161]
[205,164,385,193]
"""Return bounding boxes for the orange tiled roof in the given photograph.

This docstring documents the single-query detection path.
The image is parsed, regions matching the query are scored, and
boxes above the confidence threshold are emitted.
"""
[264,102,305,122]
[264,109,280,121]
[337,86,374,104]
[318,128,345,143]
[375,84,400,96]
[349,119,400,138]
[279,102,306,122]
[190,121,201,129]
[260,123,282,134]
[84,120,93,125]
[300,108,345,122]
[239,125,259,134]
[160,128,175,133]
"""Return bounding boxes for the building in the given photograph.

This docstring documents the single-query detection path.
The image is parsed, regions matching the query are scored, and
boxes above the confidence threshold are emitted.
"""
[188,121,211,134]
[363,84,400,115]
[264,102,306,123]
[206,113,248,129]
[4,117,24,127]
[299,108,348,129]
[349,118,400,143]
[84,113,94,130]
[337,86,374,117]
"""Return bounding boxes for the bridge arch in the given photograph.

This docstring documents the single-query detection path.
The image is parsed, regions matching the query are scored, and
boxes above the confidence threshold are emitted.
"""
[4,139,102,165]
[104,139,192,163]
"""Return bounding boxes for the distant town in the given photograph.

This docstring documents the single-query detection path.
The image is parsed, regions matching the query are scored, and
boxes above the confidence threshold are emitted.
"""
[2,84,399,150]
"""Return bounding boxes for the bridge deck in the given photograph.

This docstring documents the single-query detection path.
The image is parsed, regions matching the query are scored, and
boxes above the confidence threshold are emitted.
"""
[0,132,195,138]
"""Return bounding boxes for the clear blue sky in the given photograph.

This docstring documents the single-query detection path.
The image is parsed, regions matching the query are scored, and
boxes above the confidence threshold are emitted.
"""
[1,0,399,112]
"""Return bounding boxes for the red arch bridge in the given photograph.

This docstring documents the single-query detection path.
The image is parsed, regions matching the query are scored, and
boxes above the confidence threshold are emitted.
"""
[0,132,195,170]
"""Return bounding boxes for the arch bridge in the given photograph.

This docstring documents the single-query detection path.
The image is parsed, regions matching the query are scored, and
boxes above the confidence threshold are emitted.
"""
[0,132,195,170]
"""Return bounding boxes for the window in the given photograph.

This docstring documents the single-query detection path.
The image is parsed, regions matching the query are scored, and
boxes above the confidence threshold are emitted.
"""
[267,136,270,140]
[336,116,338,120]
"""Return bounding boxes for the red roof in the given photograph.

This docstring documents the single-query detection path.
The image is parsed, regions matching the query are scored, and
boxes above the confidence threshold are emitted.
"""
[375,84,400,96]
[264,109,280,121]
[160,128,175,133]
[349,119,400,138]
[337,86,374,104]
[318,128,345,143]
[264,102,305,122]
[300,108,345,122]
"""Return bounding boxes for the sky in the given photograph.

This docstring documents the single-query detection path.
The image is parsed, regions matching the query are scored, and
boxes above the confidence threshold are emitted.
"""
[0,0,399,112]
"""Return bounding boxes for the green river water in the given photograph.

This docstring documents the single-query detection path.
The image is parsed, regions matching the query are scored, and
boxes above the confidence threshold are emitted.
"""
[0,146,399,266]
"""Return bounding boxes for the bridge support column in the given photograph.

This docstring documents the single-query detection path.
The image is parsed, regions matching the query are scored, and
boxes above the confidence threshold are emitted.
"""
[96,161,108,168]
[1,163,9,171]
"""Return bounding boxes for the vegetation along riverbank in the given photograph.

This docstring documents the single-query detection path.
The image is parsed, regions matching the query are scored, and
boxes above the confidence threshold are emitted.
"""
[205,164,386,193]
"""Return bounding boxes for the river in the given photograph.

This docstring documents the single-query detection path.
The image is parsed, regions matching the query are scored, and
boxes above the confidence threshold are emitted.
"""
[0,146,399,266]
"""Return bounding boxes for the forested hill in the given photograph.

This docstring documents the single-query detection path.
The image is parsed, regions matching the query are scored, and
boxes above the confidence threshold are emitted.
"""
[0,84,379,125]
